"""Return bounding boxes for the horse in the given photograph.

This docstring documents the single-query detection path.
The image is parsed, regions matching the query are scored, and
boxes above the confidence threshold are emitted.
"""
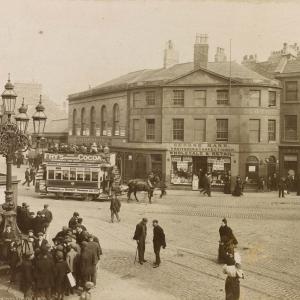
[127,179,155,203]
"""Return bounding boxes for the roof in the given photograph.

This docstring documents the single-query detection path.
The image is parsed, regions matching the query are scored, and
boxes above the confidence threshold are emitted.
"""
[282,58,300,74]
[44,118,68,133]
[69,61,280,99]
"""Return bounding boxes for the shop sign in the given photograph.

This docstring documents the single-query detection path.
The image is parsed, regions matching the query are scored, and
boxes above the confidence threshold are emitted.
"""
[96,128,101,137]
[107,128,112,136]
[171,156,181,162]
[182,156,193,162]
[212,163,224,171]
[120,128,126,137]
[170,143,235,157]
[284,154,297,162]
[177,161,188,171]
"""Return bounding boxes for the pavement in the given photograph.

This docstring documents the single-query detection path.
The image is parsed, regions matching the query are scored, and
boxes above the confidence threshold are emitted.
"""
[0,162,300,299]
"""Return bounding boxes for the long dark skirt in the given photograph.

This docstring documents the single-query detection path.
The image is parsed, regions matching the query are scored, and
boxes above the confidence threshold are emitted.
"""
[225,276,240,300]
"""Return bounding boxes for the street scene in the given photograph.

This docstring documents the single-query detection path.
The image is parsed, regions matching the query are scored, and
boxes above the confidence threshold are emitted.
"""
[0,0,300,299]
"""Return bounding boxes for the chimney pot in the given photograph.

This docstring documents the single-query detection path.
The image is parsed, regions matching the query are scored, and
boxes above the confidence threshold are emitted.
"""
[164,40,179,68]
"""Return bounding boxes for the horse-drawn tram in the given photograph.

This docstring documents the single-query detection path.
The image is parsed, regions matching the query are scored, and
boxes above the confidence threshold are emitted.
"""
[35,151,116,200]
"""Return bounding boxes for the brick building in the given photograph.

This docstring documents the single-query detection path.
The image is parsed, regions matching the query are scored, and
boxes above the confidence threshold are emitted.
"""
[68,35,281,189]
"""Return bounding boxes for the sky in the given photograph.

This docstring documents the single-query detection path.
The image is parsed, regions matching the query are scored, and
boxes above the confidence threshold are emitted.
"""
[1,0,300,104]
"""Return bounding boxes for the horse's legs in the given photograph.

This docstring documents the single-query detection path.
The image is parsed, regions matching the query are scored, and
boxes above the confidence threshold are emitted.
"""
[149,189,153,204]
[127,190,131,202]
[134,190,139,202]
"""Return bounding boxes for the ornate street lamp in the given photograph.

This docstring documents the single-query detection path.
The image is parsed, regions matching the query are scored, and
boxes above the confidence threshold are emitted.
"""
[0,76,47,240]
[32,95,47,149]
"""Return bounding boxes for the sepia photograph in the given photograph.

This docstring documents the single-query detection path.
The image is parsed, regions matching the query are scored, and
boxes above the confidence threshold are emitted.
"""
[0,0,299,299]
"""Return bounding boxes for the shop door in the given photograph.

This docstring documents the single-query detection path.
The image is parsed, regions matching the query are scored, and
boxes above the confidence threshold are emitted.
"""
[135,154,147,179]
[193,157,207,175]
[246,156,259,184]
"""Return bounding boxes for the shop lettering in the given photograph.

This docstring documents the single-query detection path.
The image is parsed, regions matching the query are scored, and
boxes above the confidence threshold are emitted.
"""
[45,153,106,162]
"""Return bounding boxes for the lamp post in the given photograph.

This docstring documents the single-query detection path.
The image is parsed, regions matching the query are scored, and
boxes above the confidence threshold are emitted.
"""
[0,76,47,239]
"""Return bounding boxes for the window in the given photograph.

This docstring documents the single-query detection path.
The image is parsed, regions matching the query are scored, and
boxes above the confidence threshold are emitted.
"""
[249,119,260,143]
[84,171,91,181]
[146,119,155,140]
[146,91,156,105]
[63,170,69,180]
[216,119,228,141]
[113,104,120,136]
[80,108,86,136]
[55,171,62,180]
[133,92,141,108]
[217,90,229,105]
[194,119,206,142]
[72,109,77,135]
[194,90,206,106]
[284,115,297,140]
[92,172,98,182]
[173,90,184,106]
[173,119,184,141]
[48,170,54,180]
[77,171,84,181]
[101,106,107,136]
[133,119,140,141]
[90,106,96,136]
[286,81,298,102]
[249,90,261,107]
[70,169,76,180]
[268,120,276,142]
[268,91,276,106]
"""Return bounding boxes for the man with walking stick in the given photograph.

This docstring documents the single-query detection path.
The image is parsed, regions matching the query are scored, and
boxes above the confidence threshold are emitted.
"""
[133,218,148,265]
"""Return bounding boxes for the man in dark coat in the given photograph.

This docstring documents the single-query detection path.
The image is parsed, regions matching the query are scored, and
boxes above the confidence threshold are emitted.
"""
[133,218,148,265]
[33,211,46,236]
[20,253,34,299]
[278,177,286,198]
[152,220,166,268]
[34,248,55,299]
[33,232,48,255]
[41,204,53,233]
[22,168,31,187]
[80,241,97,286]
[68,212,79,230]
[55,251,70,300]
[76,225,88,246]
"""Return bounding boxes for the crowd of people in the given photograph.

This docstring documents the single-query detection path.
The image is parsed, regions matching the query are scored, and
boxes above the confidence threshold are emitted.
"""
[1,208,102,300]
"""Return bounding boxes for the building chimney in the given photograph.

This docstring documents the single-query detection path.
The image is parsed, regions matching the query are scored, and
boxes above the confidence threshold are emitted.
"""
[163,40,179,68]
[194,34,209,69]
[214,47,227,62]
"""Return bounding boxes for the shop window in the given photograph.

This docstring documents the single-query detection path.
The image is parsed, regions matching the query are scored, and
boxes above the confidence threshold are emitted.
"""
[249,90,261,107]
[48,170,54,180]
[194,119,206,142]
[217,90,229,105]
[171,156,193,185]
[146,91,156,106]
[132,119,140,141]
[283,155,297,177]
[173,119,184,141]
[194,90,206,106]
[284,115,297,140]
[268,120,276,142]
[113,104,120,136]
[285,81,298,102]
[268,91,276,106]
[151,154,162,175]
[173,90,184,106]
[216,119,228,142]
[146,119,155,140]
[249,119,260,143]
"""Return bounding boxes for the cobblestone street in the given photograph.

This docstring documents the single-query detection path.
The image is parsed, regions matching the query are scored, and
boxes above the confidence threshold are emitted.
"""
[3,164,299,300]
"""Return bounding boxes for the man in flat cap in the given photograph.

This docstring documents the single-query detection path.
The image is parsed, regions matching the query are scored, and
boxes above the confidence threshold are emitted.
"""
[68,212,79,230]
[133,218,148,265]
[41,204,53,234]
[152,220,166,268]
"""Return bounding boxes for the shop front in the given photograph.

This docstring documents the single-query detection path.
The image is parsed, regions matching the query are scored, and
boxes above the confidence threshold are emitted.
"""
[168,143,237,190]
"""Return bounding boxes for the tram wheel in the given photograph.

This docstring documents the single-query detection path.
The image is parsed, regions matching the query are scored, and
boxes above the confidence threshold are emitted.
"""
[84,194,93,201]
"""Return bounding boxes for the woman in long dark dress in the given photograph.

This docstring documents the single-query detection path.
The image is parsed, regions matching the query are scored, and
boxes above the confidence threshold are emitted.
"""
[224,173,231,194]
[232,176,242,197]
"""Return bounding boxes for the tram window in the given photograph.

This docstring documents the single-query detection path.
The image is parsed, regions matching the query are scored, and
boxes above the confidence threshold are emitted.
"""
[63,170,69,180]
[92,172,98,182]
[77,172,84,181]
[84,172,91,181]
[55,172,62,180]
[48,170,54,180]
[70,170,76,180]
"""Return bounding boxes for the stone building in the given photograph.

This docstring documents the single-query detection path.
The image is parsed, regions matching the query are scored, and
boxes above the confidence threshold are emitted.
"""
[68,35,281,189]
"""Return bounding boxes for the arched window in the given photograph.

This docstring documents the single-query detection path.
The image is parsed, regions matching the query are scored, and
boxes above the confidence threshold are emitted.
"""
[72,109,77,135]
[113,104,120,135]
[101,106,107,136]
[90,106,96,136]
[81,107,86,136]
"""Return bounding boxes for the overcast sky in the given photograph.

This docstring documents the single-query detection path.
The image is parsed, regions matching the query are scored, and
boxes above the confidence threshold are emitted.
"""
[1,0,300,104]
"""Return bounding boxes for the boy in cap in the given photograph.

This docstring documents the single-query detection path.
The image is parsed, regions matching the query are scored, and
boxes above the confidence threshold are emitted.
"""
[69,212,79,230]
